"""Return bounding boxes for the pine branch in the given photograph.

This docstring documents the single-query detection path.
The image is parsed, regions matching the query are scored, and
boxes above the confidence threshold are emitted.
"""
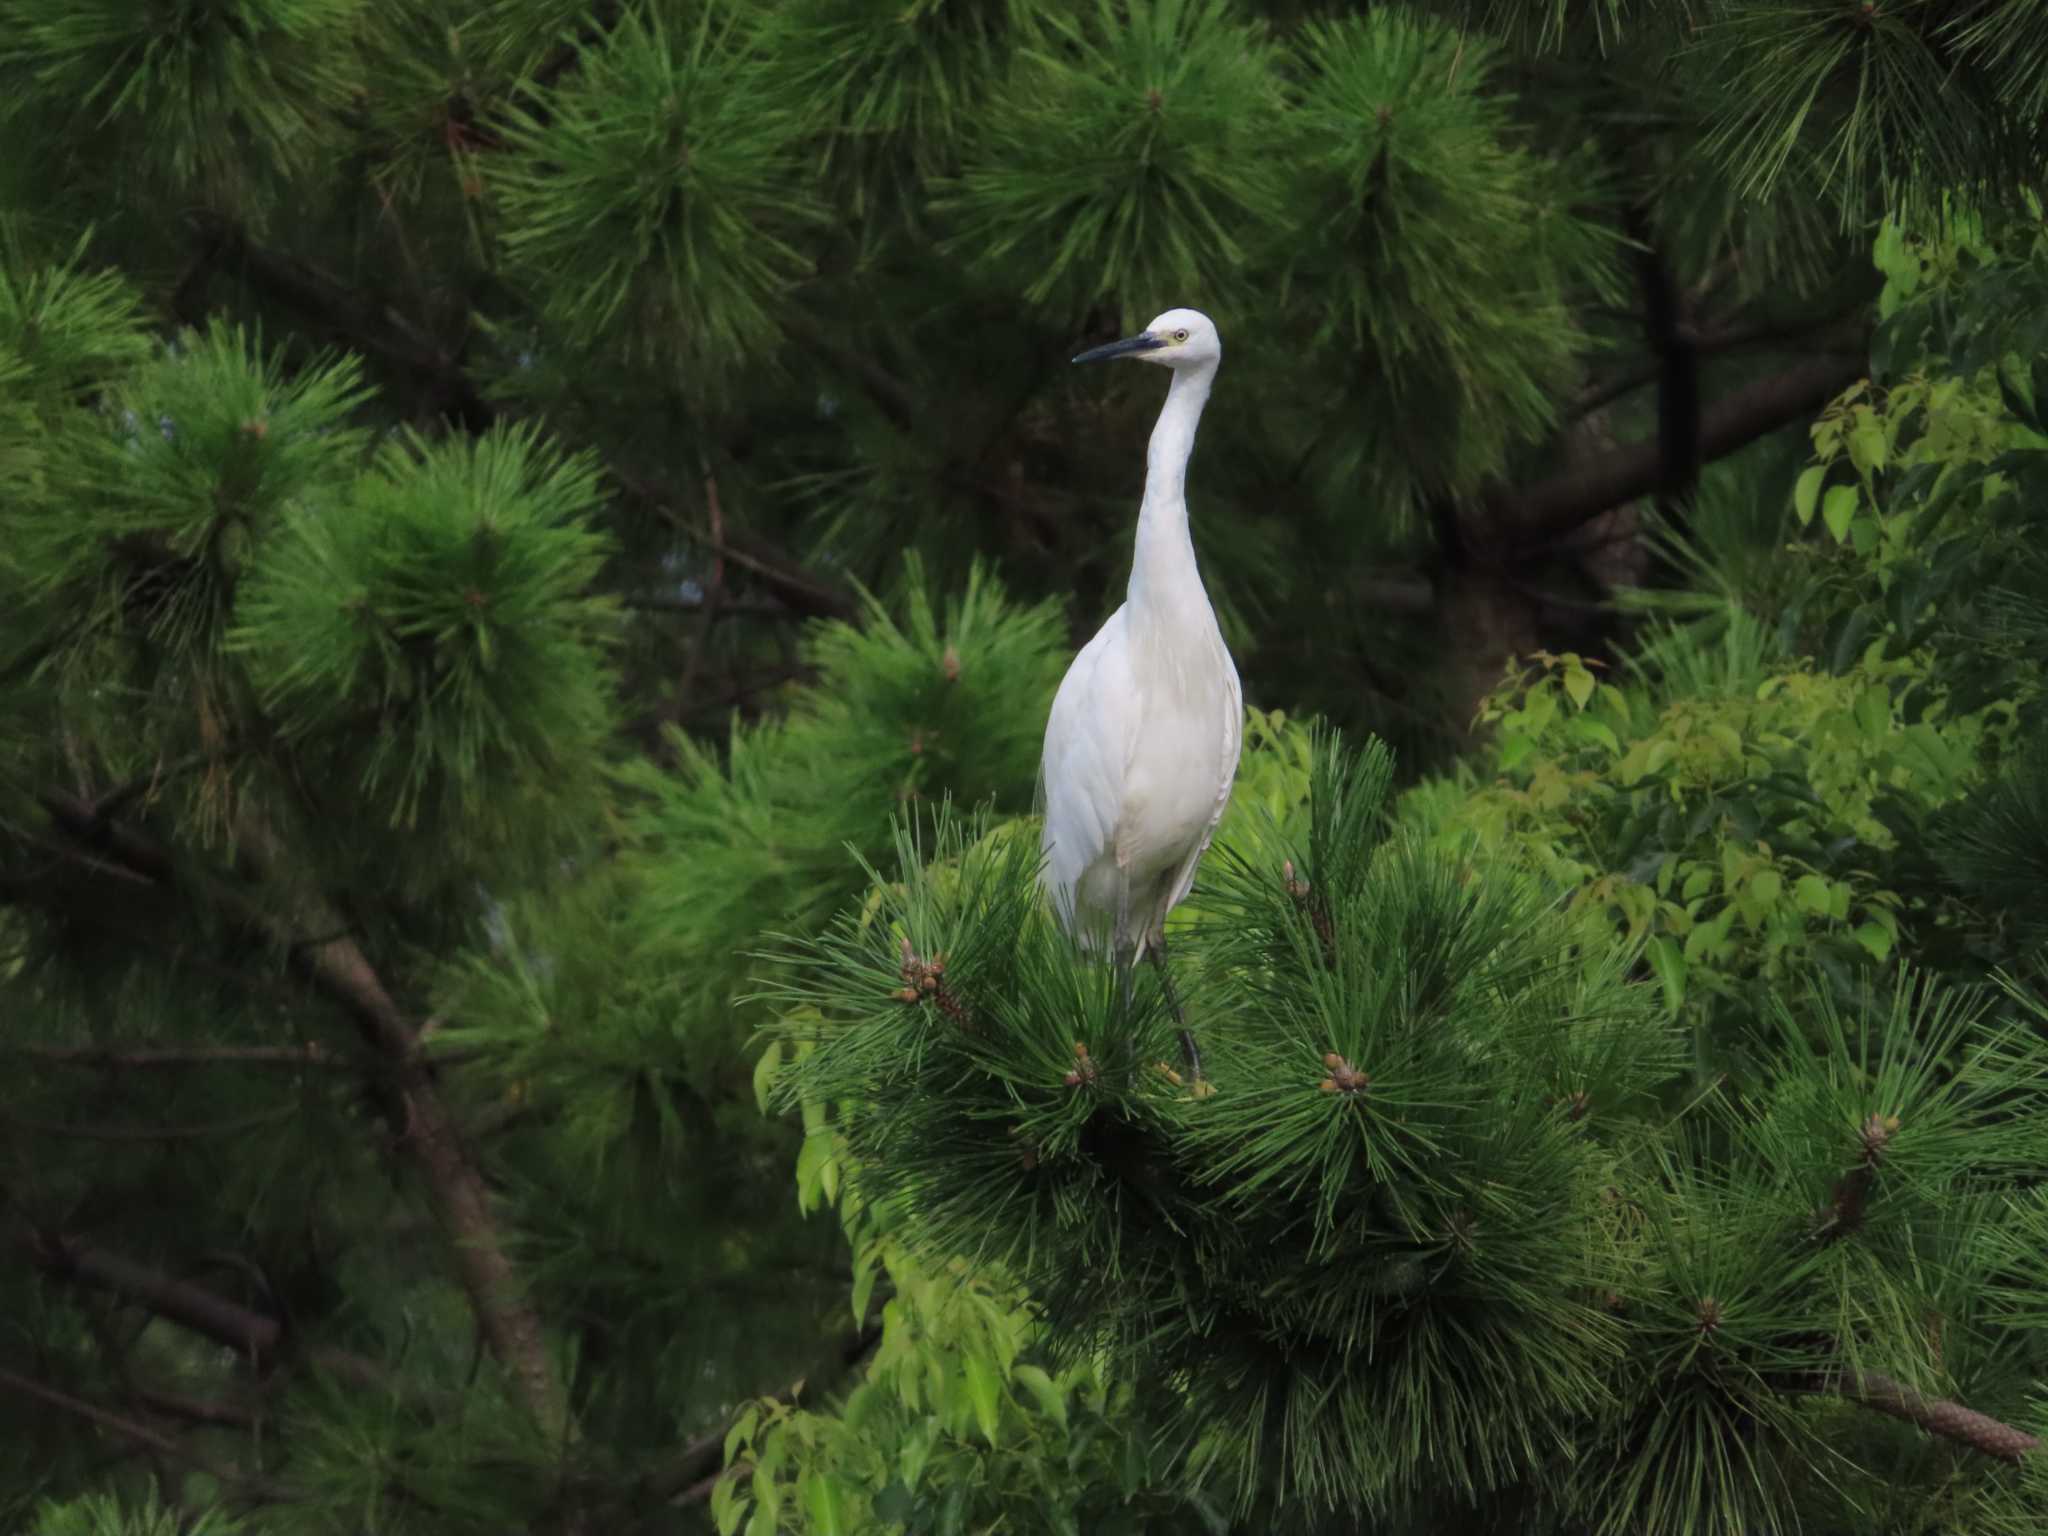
[135,1387,259,1427]
[618,469,857,623]
[0,1364,297,1504]
[29,794,566,1433]
[19,1229,393,1394]
[0,1104,297,1141]
[238,830,573,1439]
[1805,1369,2042,1463]
[181,216,857,630]
[1488,340,1870,550]
[188,212,495,431]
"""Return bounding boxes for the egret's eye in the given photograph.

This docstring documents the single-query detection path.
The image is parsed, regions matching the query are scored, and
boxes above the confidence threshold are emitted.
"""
[1173,329,1190,343]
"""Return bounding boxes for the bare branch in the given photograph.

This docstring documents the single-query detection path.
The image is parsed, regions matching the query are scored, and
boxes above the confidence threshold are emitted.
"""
[617,468,856,623]
[229,822,571,1438]
[9,1042,344,1071]
[1488,346,1869,551]
[19,1230,395,1396]
[1,1104,297,1142]
[136,1387,259,1427]
[0,1364,297,1502]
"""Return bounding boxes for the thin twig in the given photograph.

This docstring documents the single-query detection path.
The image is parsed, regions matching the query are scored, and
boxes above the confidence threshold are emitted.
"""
[1,1105,297,1142]
[9,1043,342,1071]
[649,1324,884,1507]
[0,1365,297,1502]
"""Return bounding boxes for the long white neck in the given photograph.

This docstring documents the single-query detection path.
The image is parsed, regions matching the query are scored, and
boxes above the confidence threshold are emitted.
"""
[1127,362,1216,622]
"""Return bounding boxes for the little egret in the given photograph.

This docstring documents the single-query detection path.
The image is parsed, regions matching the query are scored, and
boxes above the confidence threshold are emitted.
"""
[1040,308,1242,1089]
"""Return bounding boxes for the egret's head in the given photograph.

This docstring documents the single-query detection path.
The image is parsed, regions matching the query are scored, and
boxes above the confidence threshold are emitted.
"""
[1071,308,1220,371]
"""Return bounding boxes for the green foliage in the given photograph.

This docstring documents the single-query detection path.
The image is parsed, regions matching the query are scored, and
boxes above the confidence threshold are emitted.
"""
[1283,12,1621,497]
[941,0,1285,310]
[6,6,2048,1535]
[0,0,366,212]
[29,1492,245,1536]
[25,321,372,641]
[1689,2,2030,227]
[626,557,1065,1033]
[495,7,823,394]
[765,736,1680,1519]
[1407,635,1990,1075]
[756,0,1046,206]
[714,1153,1197,1536]
[231,423,619,845]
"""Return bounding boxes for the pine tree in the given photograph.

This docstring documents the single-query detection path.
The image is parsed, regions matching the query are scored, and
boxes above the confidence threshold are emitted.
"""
[4,2,2047,1533]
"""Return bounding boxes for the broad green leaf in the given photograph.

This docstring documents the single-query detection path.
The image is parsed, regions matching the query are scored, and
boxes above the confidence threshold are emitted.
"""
[1848,417,1888,475]
[1569,714,1620,755]
[712,1481,748,1536]
[1852,922,1893,961]
[962,1354,1003,1446]
[802,1471,845,1536]
[851,1250,878,1327]
[1647,935,1686,1014]
[795,1132,831,1213]
[1563,662,1595,710]
[1793,464,1825,524]
[1822,484,1860,542]
[900,1419,936,1491]
[725,1405,761,1465]
[1793,875,1833,914]
[752,1043,782,1115]
[1012,1363,1068,1431]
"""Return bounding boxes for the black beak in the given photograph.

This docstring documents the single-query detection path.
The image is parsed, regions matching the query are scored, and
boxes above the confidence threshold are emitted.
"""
[1071,331,1164,365]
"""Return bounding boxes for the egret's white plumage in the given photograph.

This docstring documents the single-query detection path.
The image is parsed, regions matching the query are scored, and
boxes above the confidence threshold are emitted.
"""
[1040,308,1242,971]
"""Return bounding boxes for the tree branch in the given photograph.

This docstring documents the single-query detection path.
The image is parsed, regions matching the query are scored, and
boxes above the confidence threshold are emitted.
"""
[136,1387,259,1428]
[19,1230,392,1394]
[9,1042,344,1071]
[1817,1369,2040,1462]
[1,1104,296,1142]
[229,823,571,1438]
[617,469,856,623]
[1487,345,1869,551]
[0,1365,297,1502]
[191,213,496,432]
[28,791,569,1436]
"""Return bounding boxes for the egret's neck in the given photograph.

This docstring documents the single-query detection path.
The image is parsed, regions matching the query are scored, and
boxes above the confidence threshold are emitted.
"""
[1128,362,1215,622]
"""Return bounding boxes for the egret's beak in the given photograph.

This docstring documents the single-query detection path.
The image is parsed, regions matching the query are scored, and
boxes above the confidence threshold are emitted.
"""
[1071,331,1164,365]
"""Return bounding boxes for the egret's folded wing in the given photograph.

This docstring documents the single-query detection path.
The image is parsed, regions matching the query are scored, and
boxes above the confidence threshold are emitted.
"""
[1038,612,1132,925]
[1162,648,1244,917]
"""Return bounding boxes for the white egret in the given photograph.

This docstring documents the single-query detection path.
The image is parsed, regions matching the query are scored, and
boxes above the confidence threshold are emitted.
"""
[1039,308,1242,1089]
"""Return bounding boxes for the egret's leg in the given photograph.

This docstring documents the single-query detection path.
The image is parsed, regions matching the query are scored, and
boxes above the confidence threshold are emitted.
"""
[1147,940,1209,1094]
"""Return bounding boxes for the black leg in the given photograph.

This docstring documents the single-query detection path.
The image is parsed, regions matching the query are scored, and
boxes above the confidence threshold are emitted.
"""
[1147,941,1209,1094]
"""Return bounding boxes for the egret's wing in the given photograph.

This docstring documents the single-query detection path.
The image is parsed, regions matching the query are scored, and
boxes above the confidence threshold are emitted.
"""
[1161,643,1244,919]
[1039,609,1133,929]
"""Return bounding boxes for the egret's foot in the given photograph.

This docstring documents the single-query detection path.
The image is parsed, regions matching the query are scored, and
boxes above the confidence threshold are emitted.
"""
[1151,945,1212,1097]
